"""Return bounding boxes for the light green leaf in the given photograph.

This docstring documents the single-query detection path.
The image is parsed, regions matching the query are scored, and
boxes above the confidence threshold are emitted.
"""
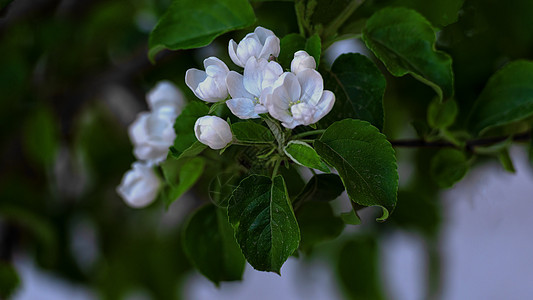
[468,61,533,136]
[161,157,206,207]
[170,141,207,160]
[363,7,454,100]
[322,53,386,131]
[148,0,256,61]
[228,175,300,273]
[296,201,344,253]
[315,119,398,221]
[172,101,209,156]
[231,121,275,143]
[498,149,515,173]
[305,34,321,67]
[430,149,468,188]
[183,205,245,285]
[338,236,385,300]
[284,141,329,172]
[427,98,458,129]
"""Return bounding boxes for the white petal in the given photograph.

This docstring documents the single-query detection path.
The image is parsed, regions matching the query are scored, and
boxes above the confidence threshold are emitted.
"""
[267,73,299,124]
[117,162,160,208]
[236,35,262,67]
[291,102,316,125]
[297,69,323,105]
[185,68,207,99]
[259,36,281,59]
[147,81,184,113]
[195,116,233,149]
[261,61,283,89]
[243,58,267,97]
[291,50,316,74]
[226,98,260,119]
[129,112,150,145]
[203,57,230,73]
[196,76,226,102]
[254,26,276,44]
[228,39,243,67]
[226,71,254,99]
[312,90,335,123]
[281,119,300,129]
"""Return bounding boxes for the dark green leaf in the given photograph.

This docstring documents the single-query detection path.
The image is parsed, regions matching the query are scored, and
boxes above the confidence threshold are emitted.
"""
[170,141,207,160]
[468,61,533,136]
[148,0,256,61]
[430,149,468,188]
[322,53,386,131]
[161,157,206,207]
[337,236,384,300]
[278,33,306,68]
[173,101,209,156]
[23,107,60,168]
[284,141,329,172]
[362,7,454,100]
[0,0,13,10]
[293,174,344,206]
[208,172,242,207]
[228,175,300,273]
[315,119,398,221]
[279,165,306,198]
[296,202,344,253]
[183,205,245,285]
[427,98,458,129]
[231,121,275,143]
[389,190,442,237]
[0,262,20,299]
[305,34,321,67]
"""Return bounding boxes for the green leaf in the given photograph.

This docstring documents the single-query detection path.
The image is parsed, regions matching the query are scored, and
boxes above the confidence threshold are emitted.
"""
[148,0,256,61]
[305,34,321,67]
[183,205,245,285]
[173,102,209,156]
[23,107,60,168]
[322,53,386,131]
[228,175,300,273]
[208,172,242,207]
[231,121,275,143]
[340,208,361,225]
[315,119,398,221]
[170,141,207,160]
[389,190,442,237]
[468,61,533,136]
[293,174,345,206]
[427,98,458,129]
[296,202,344,253]
[278,33,306,68]
[0,0,13,10]
[498,149,516,173]
[0,262,20,298]
[284,141,329,172]
[362,7,454,100]
[338,236,385,300]
[161,157,206,207]
[430,149,468,188]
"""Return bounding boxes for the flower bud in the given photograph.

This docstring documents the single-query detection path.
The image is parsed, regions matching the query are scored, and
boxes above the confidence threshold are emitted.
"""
[185,57,229,102]
[129,110,176,164]
[147,80,184,117]
[290,50,316,75]
[117,162,161,208]
[194,116,233,149]
[228,26,280,68]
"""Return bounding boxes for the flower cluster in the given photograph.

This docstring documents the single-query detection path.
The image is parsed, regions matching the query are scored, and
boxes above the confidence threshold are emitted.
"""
[186,26,335,149]
[117,81,184,208]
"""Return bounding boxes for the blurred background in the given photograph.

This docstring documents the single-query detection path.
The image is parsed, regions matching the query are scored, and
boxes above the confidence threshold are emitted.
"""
[1,0,533,299]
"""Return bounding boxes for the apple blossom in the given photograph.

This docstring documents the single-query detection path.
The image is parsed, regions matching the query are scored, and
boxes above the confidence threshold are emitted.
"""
[194,116,233,150]
[291,50,316,75]
[129,110,176,164]
[266,69,335,129]
[117,162,161,208]
[226,57,283,119]
[228,26,280,68]
[185,57,230,102]
[147,80,184,117]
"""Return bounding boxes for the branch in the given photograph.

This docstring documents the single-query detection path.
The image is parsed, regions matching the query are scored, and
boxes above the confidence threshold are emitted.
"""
[390,131,531,150]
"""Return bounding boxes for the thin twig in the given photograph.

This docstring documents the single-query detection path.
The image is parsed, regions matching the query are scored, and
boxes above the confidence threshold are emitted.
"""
[389,132,531,150]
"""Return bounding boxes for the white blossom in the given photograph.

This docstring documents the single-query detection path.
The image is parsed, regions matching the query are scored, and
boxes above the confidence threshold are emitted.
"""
[291,50,316,75]
[266,69,335,129]
[228,26,280,68]
[194,116,233,149]
[226,58,283,119]
[117,162,161,208]
[185,57,229,102]
[147,80,184,117]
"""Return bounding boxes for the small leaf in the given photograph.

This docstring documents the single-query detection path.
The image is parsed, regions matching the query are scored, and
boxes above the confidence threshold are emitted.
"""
[498,149,515,173]
[305,34,321,67]
[337,236,385,300]
[148,0,256,61]
[228,175,300,273]
[278,33,306,68]
[284,141,329,172]
[296,202,344,253]
[183,205,245,285]
[293,174,345,206]
[170,141,207,160]
[468,60,533,136]
[231,121,275,143]
[322,53,386,131]
[363,7,454,100]
[315,119,398,221]
[161,157,206,207]
[340,209,361,225]
[430,149,468,188]
[427,98,458,129]
[173,101,209,156]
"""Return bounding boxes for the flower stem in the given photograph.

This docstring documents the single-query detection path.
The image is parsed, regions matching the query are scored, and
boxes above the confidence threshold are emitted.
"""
[272,159,282,179]
[292,129,326,139]
[322,0,363,39]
